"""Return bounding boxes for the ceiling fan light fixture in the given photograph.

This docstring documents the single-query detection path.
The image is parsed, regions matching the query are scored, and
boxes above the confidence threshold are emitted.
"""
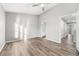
[40,3,44,8]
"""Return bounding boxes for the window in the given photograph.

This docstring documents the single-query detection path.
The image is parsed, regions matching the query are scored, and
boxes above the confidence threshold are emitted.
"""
[20,25,23,39]
[24,28,27,40]
[14,23,19,38]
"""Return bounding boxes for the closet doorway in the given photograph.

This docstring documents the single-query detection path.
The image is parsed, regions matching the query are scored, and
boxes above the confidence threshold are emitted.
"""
[41,22,46,38]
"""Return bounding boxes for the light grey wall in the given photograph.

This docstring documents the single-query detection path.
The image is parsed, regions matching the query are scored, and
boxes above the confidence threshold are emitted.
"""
[39,3,79,43]
[5,12,39,42]
[0,4,5,51]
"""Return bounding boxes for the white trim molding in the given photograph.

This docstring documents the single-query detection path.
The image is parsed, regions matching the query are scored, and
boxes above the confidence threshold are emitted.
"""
[0,42,5,53]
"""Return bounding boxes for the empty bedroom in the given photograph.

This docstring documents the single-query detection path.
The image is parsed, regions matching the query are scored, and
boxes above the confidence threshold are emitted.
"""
[0,3,79,56]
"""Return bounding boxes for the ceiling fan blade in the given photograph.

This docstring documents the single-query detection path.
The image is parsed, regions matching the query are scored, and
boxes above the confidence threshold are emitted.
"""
[32,3,40,7]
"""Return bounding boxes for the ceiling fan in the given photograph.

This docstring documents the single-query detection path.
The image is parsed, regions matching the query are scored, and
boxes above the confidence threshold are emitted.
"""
[32,3,50,11]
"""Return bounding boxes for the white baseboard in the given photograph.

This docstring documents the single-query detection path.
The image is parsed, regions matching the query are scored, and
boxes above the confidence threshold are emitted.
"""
[0,42,5,53]
[46,37,61,43]
[6,39,21,43]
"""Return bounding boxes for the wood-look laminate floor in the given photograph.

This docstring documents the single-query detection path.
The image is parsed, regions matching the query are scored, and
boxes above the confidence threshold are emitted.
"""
[0,37,78,56]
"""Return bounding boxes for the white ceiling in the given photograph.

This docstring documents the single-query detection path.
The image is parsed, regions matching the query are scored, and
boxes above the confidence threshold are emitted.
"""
[1,3,58,15]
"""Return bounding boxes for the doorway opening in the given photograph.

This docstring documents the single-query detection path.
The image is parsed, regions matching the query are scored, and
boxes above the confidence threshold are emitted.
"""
[41,22,46,38]
[60,14,76,49]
